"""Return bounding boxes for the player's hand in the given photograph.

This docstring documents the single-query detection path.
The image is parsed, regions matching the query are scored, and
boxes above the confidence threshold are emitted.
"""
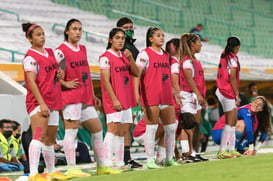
[40,103,50,118]
[93,96,102,108]
[64,78,80,89]
[124,49,133,61]
[113,99,122,111]
[244,149,255,156]
[235,95,240,106]
[174,93,183,106]
[197,94,206,107]
[57,68,65,79]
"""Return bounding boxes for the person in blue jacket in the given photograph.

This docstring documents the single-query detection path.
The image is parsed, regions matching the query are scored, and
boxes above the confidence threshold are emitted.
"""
[212,96,271,157]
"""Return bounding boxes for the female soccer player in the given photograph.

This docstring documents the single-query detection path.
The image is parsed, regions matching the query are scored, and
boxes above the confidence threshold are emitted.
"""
[135,27,178,169]
[215,36,241,159]
[22,23,69,181]
[212,96,271,156]
[55,19,117,176]
[175,33,206,161]
[99,27,139,169]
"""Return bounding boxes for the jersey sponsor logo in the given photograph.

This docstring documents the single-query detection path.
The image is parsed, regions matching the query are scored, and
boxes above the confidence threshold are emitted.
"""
[45,63,58,73]
[154,62,169,68]
[70,60,88,68]
[115,65,130,72]
[162,73,169,82]
[124,76,129,85]
[82,72,88,83]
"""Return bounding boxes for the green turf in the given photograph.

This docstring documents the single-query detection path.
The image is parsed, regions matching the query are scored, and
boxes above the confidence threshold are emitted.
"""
[5,153,273,181]
[71,154,273,181]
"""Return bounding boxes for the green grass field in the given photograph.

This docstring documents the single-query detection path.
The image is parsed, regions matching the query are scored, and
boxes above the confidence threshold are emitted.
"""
[6,153,273,181]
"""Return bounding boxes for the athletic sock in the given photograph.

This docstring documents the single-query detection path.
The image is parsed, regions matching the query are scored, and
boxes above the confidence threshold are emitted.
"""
[229,126,236,151]
[113,136,124,167]
[219,125,231,152]
[103,132,115,166]
[91,130,105,166]
[29,139,42,176]
[64,129,78,167]
[144,124,158,162]
[42,144,55,173]
[156,146,165,162]
[164,123,177,162]
[124,146,131,164]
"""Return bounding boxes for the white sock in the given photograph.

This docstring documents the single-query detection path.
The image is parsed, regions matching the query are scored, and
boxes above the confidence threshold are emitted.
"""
[156,146,165,162]
[180,140,189,153]
[64,129,78,167]
[113,136,124,167]
[29,139,42,176]
[91,130,105,166]
[144,124,158,162]
[229,126,236,151]
[104,132,115,166]
[191,151,196,157]
[42,144,55,173]
[164,123,177,162]
[220,125,231,152]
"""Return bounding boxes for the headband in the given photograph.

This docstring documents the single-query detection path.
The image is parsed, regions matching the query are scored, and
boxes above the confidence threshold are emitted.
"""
[187,35,197,45]
[27,24,39,38]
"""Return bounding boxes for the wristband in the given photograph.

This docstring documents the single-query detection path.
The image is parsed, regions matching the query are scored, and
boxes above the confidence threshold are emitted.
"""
[249,144,254,151]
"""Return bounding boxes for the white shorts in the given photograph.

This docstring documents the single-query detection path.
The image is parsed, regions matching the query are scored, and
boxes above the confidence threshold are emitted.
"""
[180,91,201,114]
[63,103,98,122]
[133,134,145,145]
[106,108,133,124]
[158,104,169,110]
[216,88,236,112]
[29,106,59,126]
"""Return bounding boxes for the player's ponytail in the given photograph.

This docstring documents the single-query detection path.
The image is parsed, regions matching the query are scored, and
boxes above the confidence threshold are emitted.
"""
[224,36,240,57]
[180,33,198,61]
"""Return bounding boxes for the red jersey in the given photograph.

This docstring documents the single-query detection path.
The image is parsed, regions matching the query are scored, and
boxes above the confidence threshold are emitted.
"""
[57,43,93,106]
[179,55,206,98]
[100,51,137,114]
[24,48,62,113]
[140,48,173,106]
[133,117,164,138]
[216,51,240,99]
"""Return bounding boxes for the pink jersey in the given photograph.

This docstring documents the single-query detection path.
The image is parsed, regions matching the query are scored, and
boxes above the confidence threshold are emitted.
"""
[100,51,137,114]
[57,43,93,106]
[24,48,62,113]
[216,51,240,99]
[179,55,206,97]
[140,48,173,106]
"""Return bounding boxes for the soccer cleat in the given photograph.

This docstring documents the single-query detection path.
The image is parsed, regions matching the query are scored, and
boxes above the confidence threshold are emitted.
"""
[230,150,242,158]
[164,159,180,167]
[183,156,201,163]
[28,173,51,181]
[196,154,209,161]
[217,151,233,159]
[96,166,123,175]
[146,160,161,169]
[127,159,143,169]
[65,168,90,178]
[42,171,72,180]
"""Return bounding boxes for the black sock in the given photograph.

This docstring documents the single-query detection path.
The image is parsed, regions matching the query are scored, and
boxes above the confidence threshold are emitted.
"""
[124,146,131,164]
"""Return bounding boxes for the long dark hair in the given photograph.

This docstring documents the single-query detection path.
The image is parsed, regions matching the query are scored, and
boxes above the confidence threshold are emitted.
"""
[106,27,125,49]
[176,112,196,136]
[146,27,160,47]
[223,36,240,57]
[165,38,180,55]
[179,33,199,60]
[255,96,271,133]
[64,18,81,41]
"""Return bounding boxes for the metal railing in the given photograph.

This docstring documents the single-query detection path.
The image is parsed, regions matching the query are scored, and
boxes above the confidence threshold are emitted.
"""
[0,48,25,63]
[0,8,20,22]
